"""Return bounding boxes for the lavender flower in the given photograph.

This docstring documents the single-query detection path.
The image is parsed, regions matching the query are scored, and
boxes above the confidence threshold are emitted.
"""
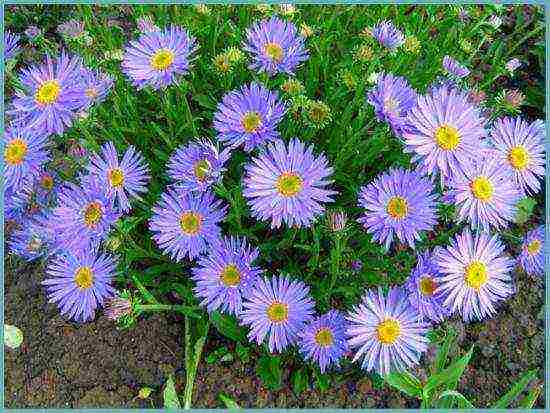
[4,183,33,223]
[244,16,308,76]
[367,73,417,136]
[4,31,20,61]
[192,236,263,315]
[33,168,59,208]
[372,20,405,50]
[87,142,150,213]
[488,117,545,195]
[25,25,42,40]
[505,58,521,74]
[122,25,197,90]
[243,138,336,228]
[43,248,117,322]
[442,55,470,78]
[8,212,56,261]
[136,15,160,33]
[298,310,349,373]
[518,225,544,276]
[434,229,515,322]
[213,82,286,152]
[80,68,114,108]
[57,19,85,37]
[240,275,315,353]
[149,189,226,261]
[347,287,429,375]
[357,168,438,249]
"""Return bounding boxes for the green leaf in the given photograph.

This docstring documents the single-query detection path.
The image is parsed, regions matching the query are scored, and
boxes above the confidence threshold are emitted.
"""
[292,367,309,395]
[4,324,23,349]
[492,370,537,408]
[518,384,542,408]
[385,370,423,399]
[256,354,283,391]
[138,387,153,399]
[210,311,248,344]
[163,374,181,409]
[219,393,240,409]
[437,390,474,408]
[424,345,474,398]
[433,327,457,374]
[514,197,537,225]
[314,369,330,393]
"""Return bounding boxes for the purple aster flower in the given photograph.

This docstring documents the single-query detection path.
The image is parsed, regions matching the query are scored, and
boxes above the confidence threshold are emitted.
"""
[403,84,486,181]
[244,16,308,76]
[298,310,349,373]
[357,167,438,249]
[57,19,85,37]
[372,20,405,50]
[80,67,114,108]
[149,189,226,261]
[518,225,545,276]
[243,138,336,228]
[9,52,88,135]
[87,142,150,213]
[488,117,545,195]
[442,55,470,78]
[213,82,286,152]
[8,212,56,261]
[167,139,231,192]
[3,125,49,191]
[434,229,514,322]
[505,58,521,74]
[25,25,42,40]
[351,259,363,272]
[121,25,198,90]
[346,287,429,375]
[367,73,417,137]
[191,236,263,315]
[43,248,117,322]
[4,182,33,223]
[4,31,20,61]
[50,175,120,253]
[240,275,315,353]
[33,168,59,208]
[449,156,521,231]
[136,15,160,33]
[404,252,450,323]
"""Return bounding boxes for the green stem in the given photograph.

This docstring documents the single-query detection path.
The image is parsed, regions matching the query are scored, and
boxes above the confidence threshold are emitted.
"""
[183,317,210,409]
[327,234,344,303]
[136,304,200,318]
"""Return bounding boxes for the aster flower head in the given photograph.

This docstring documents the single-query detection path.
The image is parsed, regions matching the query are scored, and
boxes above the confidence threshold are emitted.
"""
[80,67,114,108]
[346,287,429,375]
[5,31,20,61]
[25,25,42,40]
[449,156,522,231]
[3,125,49,191]
[505,58,522,74]
[122,25,198,90]
[488,117,545,194]
[243,138,336,229]
[167,139,231,193]
[8,212,56,261]
[87,142,150,213]
[43,248,117,322]
[149,189,226,261]
[357,168,438,249]
[367,73,417,136]
[298,310,349,373]
[4,183,33,223]
[434,229,515,322]
[327,210,348,232]
[57,19,85,37]
[372,20,405,50]
[9,52,88,135]
[244,16,309,76]
[33,168,59,207]
[403,84,486,181]
[192,236,263,315]
[50,175,121,253]
[442,55,470,78]
[240,275,315,353]
[213,82,286,152]
[518,225,545,276]
[404,252,450,323]
[136,15,160,33]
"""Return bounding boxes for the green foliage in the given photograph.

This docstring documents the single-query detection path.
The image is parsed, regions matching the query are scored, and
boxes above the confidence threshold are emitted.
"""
[219,393,240,409]
[256,354,283,391]
[292,367,309,395]
[514,197,538,225]
[163,374,181,409]
[210,311,248,344]
[492,370,538,408]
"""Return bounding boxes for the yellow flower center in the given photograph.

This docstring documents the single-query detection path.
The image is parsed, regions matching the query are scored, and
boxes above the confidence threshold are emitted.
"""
[35,80,61,105]
[435,124,460,150]
[241,111,262,133]
[307,102,330,123]
[386,196,409,219]
[377,318,401,345]
[150,48,175,71]
[108,168,125,188]
[419,276,437,296]
[264,42,284,62]
[193,159,211,181]
[27,237,42,252]
[4,139,28,165]
[84,201,103,228]
[314,327,334,347]
[465,261,488,290]
[266,301,289,323]
[276,172,303,197]
[470,176,494,202]
[179,212,202,235]
[526,239,541,255]
[384,97,398,112]
[508,146,529,170]
[40,174,54,191]
[85,87,98,98]
[74,266,94,290]
[220,264,241,287]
